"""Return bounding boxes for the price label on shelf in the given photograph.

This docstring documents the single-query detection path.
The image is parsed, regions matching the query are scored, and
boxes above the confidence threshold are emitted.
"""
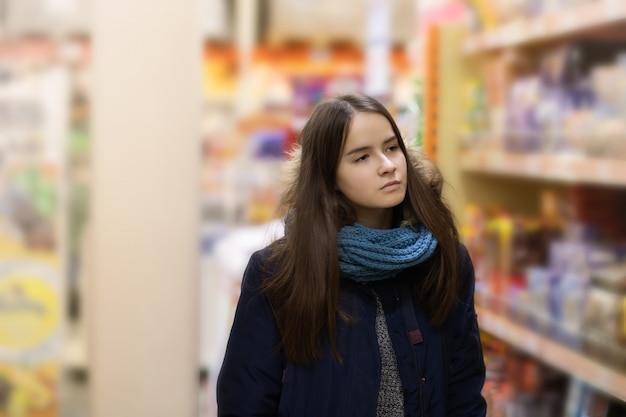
[554,159,573,180]
[541,345,557,365]
[477,309,493,327]
[529,20,546,38]
[596,162,611,182]
[484,31,498,49]
[542,12,558,34]
[614,162,626,185]
[524,156,541,175]
[562,13,577,32]
[583,2,603,25]
[494,319,506,338]
[622,296,626,336]
[523,335,539,355]
[498,25,512,46]
[603,0,621,19]
[487,152,506,171]
[473,153,486,170]
[509,22,526,45]
[596,368,612,393]
[476,34,487,51]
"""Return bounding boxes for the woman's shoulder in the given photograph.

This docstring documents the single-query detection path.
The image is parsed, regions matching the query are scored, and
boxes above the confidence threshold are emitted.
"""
[236,245,278,307]
[456,242,477,306]
[457,243,472,274]
[250,244,274,263]
[244,245,275,281]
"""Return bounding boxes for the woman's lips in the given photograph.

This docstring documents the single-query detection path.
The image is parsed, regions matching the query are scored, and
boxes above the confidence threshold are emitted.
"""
[381,181,401,191]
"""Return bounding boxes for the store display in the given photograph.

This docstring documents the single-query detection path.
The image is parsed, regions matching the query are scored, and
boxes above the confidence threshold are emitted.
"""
[466,187,626,365]
[463,0,626,54]
[0,41,73,417]
[429,1,626,412]
[482,333,569,417]
[461,40,626,159]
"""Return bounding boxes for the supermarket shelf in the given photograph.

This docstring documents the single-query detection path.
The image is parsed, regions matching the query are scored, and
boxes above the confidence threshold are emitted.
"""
[464,0,626,54]
[476,306,626,402]
[461,150,626,186]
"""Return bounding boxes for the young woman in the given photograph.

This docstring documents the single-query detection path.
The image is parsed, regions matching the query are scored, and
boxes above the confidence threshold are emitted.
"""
[217,94,486,417]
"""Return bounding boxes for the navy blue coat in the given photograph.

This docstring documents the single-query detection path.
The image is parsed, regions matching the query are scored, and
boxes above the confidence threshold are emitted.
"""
[217,244,487,417]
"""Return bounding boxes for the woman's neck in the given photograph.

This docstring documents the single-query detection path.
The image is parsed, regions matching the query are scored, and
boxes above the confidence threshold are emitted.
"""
[356,210,393,229]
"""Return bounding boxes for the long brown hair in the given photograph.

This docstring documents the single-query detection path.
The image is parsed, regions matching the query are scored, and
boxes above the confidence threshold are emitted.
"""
[265,94,459,364]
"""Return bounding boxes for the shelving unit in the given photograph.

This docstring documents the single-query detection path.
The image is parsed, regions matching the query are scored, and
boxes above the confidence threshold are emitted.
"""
[461,150,626,186]
[477,306,626,402]
[464,0,626,54]
[430,1,626,410]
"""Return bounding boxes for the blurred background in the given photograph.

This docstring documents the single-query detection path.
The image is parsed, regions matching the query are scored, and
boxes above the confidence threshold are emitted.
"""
[1,0,626,416]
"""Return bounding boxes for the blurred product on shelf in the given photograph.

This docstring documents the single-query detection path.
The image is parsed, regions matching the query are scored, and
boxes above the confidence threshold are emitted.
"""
[464,185,626,373]
[481,329,626,417]
[430,0,626,413]
[0,37,91,417]
[482,334,569,417]
[464,0,607,32]
[584,283,626,368]
[463,0,626,56]
[461,40,626,159]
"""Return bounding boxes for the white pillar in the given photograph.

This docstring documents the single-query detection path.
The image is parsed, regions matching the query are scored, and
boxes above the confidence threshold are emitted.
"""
[89,0,202,415]
[235,0,258,116]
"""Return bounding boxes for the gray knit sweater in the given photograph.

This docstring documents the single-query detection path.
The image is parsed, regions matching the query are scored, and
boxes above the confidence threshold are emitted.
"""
[374,293,404,416]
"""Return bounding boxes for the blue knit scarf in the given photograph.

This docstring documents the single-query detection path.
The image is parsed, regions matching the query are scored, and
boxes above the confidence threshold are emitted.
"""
[337,223,438,282]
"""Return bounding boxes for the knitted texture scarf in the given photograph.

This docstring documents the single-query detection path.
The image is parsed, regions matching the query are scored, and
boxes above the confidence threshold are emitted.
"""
[337,223,438,282]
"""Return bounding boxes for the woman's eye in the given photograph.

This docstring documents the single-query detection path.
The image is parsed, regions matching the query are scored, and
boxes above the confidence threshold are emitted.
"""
[355,154,368,162]
[387,145,399,152]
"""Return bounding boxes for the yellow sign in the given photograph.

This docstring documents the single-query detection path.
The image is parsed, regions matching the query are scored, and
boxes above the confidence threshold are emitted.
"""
[0,275,59,350]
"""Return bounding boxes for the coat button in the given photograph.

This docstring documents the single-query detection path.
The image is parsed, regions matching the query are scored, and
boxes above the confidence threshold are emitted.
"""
[421,377,426,383]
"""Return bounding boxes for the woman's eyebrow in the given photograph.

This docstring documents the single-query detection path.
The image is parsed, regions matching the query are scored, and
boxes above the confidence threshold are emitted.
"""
[345,136,397,156]
[345,145,371,156]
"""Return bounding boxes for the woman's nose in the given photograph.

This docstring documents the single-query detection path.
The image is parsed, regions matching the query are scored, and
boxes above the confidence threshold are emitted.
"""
[378,154,396,175]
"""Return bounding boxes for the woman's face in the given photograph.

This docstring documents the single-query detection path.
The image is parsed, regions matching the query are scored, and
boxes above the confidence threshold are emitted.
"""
[335,112,407,229]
